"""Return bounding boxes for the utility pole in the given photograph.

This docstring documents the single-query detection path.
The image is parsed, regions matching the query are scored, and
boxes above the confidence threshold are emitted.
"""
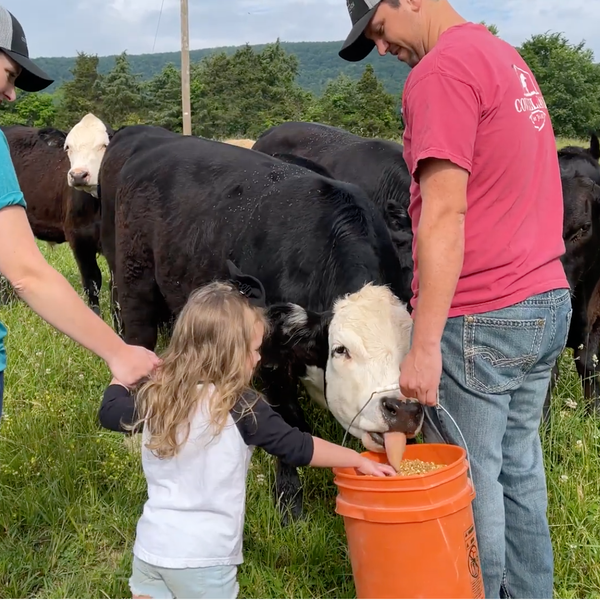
[180,0,192,135]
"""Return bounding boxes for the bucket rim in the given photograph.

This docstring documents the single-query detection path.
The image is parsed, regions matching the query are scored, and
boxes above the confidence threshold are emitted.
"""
[332,442,467,481]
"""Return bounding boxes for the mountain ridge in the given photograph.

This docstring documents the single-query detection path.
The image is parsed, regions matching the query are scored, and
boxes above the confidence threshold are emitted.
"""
[31,40,412,97]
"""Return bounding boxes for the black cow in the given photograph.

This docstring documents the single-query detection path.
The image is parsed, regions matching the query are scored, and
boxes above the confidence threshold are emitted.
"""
[107,133,421,522]
[253,121,413,234]
[2,125,102,312]
[548,133,600,417]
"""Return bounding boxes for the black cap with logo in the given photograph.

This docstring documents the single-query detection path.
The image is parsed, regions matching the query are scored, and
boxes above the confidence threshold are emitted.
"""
[339,0,382,62]
[0,5,53,92]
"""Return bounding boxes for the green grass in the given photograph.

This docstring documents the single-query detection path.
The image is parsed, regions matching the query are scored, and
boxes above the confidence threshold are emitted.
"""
[556,136,592,150]
[1,138,600,598]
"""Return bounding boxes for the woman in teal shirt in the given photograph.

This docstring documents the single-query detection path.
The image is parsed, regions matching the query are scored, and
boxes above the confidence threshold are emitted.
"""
[0,6,160,418]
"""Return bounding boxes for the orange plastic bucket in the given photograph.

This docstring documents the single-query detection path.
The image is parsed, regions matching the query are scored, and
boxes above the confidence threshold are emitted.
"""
[333,443,485,599]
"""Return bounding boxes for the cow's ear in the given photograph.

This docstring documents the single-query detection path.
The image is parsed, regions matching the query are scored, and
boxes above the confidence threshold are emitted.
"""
[385,198,411,232]
[590,131,600,161]
[38,127,67,148]
[262,303,329,368]
[592,181,600,203]
[104,122,116,141]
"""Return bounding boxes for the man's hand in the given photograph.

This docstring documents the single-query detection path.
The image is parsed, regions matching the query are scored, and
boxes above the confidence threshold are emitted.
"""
[106,344,161,388]
[399,343,442,406]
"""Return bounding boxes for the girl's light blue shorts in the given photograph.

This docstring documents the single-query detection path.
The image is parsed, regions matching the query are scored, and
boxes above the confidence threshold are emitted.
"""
[129,555,239,599]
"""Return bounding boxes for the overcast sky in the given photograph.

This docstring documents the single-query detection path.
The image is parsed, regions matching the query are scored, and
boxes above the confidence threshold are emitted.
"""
[4,0,598,60]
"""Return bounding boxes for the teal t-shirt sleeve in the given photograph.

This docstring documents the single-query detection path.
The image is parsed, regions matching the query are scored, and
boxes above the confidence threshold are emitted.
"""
[0,130,26,372]
[0,130,26,210]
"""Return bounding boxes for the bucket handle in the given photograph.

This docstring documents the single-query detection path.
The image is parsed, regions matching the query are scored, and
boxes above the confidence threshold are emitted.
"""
[433,398,474,487]
[341,384,474,487]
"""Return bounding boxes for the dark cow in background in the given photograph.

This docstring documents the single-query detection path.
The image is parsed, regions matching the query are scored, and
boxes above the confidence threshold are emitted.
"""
[253,121,411,221]
[2,125,102,312]
[253,121,413,277]
[546,133,600,418]
[64,114,180,330]
[85,130,421,522]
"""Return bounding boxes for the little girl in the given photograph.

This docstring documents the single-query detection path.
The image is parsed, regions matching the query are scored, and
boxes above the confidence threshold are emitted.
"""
[99,278,394,599]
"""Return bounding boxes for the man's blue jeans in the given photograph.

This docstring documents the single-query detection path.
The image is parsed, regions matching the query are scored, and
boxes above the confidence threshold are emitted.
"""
[422,288,572,599]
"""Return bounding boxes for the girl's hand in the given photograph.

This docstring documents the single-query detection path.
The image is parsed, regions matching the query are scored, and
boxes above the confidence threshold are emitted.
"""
[356,456,397,477]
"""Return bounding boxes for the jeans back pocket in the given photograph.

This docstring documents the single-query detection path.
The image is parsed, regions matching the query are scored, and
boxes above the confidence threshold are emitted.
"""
[463,314,545,394]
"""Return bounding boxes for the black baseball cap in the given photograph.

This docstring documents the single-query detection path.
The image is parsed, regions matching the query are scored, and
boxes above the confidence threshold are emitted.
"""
[0,6,53,92]
[339,0,382,62]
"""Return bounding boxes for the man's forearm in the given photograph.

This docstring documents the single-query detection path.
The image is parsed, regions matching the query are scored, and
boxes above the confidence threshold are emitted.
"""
[412,212,465,348]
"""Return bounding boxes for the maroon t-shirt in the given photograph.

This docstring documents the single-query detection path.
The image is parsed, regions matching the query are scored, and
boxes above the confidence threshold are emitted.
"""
[402,22,569,317]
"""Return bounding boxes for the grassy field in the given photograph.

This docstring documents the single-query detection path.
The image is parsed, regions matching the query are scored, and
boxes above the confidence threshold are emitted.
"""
[1,137,599,599]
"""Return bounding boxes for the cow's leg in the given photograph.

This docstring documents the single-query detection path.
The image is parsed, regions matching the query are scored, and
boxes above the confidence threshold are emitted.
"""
[541,362,559,430]
[69,236,102,315]
[101,201,123,334]
[105,259,123,335]
[577,329,600,416]
[583,295,600,416]
[115,231,161,351]
[116,268,162,351]
[109,270,124,336]
[258,366,311,525]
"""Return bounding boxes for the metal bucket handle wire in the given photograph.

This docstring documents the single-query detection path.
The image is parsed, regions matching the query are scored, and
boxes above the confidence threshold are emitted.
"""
[341,383,474,484]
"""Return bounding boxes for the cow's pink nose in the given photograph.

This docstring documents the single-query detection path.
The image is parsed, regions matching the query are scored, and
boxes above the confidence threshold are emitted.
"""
[70,169,90,185]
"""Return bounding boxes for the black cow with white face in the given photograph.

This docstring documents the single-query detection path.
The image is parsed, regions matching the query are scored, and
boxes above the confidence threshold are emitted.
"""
[68,126,422,522]
[64,114,180,330]
[2,124,102,312]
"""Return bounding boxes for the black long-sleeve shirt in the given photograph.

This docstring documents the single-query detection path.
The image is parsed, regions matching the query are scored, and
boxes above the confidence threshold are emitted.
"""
[99,384,314,467]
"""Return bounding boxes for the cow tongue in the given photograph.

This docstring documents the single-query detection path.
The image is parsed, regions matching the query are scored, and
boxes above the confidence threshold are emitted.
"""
[362,432,385,453]
[384,431,407,472]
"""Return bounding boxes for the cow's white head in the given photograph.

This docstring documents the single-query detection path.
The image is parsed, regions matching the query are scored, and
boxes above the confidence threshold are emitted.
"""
[264,283,423,451]
[64,113,112,195]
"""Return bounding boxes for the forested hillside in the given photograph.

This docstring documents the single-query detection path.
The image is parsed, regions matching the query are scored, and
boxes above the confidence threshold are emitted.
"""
[2,29,599,140]
[33,41,411,96]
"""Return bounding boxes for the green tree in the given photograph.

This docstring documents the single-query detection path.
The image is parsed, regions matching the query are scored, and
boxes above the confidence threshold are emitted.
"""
[0,92,57,128]
[309,64,401,138]
[480,21,499,36]
[97,52,144,128]
[518,32,600,138]
[192,41,314,139]
[143,63,182,132]
[355,64,402,137]
[55,52,102,129]
[307,74,362,132]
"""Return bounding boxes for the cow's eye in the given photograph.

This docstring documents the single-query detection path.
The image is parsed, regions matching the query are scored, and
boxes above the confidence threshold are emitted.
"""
[333,345,350,358]
[570,223,591,242]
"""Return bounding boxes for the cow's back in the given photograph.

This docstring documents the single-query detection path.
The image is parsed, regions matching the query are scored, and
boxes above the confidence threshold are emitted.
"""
[253,121,410,212]
[2,125,70,243]
[99,124,181,268]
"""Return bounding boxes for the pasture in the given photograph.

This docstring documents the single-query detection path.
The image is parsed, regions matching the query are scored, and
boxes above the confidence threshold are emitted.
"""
[0,136,599,599]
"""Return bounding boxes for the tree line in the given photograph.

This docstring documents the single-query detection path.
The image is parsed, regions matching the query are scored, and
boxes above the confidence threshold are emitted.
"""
[1,26,599,140]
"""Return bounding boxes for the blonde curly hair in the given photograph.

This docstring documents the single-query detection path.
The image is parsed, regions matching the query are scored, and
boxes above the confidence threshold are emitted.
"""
[128,281,270,459]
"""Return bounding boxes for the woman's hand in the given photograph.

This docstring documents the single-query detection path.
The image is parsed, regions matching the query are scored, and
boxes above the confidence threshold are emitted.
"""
[107,345,161,388]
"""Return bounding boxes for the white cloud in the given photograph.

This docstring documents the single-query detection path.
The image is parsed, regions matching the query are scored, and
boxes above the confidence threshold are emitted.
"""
[1,0,597,62]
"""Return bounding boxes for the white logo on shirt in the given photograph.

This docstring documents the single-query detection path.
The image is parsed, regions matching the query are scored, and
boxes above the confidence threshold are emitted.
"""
[512,65,547,131]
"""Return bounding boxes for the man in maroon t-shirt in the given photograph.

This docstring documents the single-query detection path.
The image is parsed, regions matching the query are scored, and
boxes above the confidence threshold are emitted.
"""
[339,1,571,598]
